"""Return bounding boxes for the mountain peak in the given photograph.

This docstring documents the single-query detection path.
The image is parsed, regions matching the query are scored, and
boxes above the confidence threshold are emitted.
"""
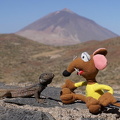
[61,8,73,12]
[16,8,118,46]
[54,8,74,15]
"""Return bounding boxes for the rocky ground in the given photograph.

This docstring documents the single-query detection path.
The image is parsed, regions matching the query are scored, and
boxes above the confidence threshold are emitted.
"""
[0,83,120,120]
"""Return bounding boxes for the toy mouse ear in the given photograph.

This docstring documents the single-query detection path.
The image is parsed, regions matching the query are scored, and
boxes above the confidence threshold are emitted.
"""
[93,54,107,70]
[93,48,107,56]
[93,48,108,70]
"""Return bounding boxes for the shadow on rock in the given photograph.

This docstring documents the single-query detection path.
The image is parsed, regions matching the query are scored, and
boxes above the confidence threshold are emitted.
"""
[102,106,120,118]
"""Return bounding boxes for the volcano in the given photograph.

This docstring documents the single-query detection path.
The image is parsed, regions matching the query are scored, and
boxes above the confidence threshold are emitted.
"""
[16,8,118,46]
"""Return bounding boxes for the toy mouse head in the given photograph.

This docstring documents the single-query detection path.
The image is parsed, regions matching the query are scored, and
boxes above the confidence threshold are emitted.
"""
[63,48,107,81]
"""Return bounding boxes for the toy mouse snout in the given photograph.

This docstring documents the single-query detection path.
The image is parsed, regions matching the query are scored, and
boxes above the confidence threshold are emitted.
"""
[63,70,71,77]
[93,54,107,70]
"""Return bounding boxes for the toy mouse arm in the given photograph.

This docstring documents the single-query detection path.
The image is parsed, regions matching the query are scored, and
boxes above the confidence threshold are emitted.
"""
[74,81,87,87]
[94,84,114,94]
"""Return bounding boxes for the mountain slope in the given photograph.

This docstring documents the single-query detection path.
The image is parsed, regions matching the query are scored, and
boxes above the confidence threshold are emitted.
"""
[0,34,120,87]
[16,8,118,46]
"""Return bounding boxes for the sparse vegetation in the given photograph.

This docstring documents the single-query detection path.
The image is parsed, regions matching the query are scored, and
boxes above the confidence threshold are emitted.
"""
[0,34,120,88]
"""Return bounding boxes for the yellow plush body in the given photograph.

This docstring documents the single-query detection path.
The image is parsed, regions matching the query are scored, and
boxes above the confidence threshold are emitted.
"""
[75,81,113,100]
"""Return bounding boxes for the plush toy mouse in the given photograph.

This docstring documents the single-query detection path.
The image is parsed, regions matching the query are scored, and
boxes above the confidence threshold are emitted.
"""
[60,48,120,114]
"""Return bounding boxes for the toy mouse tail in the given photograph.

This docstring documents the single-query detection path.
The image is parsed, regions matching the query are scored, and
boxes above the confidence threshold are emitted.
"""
[112,102,120,107]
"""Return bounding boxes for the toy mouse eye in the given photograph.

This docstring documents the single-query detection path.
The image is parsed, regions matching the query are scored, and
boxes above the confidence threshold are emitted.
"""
[81,52,91,62]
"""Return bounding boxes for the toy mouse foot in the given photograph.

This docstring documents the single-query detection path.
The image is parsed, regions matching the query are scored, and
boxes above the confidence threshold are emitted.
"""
[60,88,76,104]
[86,97,101,114]
[98,92,117,106]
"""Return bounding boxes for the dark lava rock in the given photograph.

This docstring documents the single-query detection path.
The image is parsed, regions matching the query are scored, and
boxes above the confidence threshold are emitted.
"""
[4,87,87,109]
[3,87,120,109]
[4,86,61,107]
[0,82,5,87]
[41,87,61,101]
[0,106,55,120]
[4,97,60,107]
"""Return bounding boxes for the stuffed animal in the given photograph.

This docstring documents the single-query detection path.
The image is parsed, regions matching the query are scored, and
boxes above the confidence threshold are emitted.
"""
[60,48,120,114]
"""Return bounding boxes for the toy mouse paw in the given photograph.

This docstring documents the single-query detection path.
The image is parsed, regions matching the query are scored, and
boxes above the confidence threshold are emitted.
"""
[98,92,117,106]
[61,79,77,91]
[60,88,76,104]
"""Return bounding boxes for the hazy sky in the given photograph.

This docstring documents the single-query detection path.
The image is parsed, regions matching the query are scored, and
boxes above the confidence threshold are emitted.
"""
[0,0,120,35]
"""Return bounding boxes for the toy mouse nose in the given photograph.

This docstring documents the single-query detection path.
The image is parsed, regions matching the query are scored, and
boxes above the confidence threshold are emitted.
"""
[62,70,71,77]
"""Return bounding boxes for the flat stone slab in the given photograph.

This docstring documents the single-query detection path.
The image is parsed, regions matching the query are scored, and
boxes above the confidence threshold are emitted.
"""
[41,87,61,101]
[4,97,61,107]
[4,86,87,109]
[4,87,120,110]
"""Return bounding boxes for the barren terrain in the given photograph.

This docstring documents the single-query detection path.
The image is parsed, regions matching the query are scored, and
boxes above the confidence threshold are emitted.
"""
[0,34,120,119]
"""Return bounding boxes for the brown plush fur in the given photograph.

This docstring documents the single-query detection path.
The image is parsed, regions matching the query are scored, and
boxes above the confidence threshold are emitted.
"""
[60,48,120,114]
